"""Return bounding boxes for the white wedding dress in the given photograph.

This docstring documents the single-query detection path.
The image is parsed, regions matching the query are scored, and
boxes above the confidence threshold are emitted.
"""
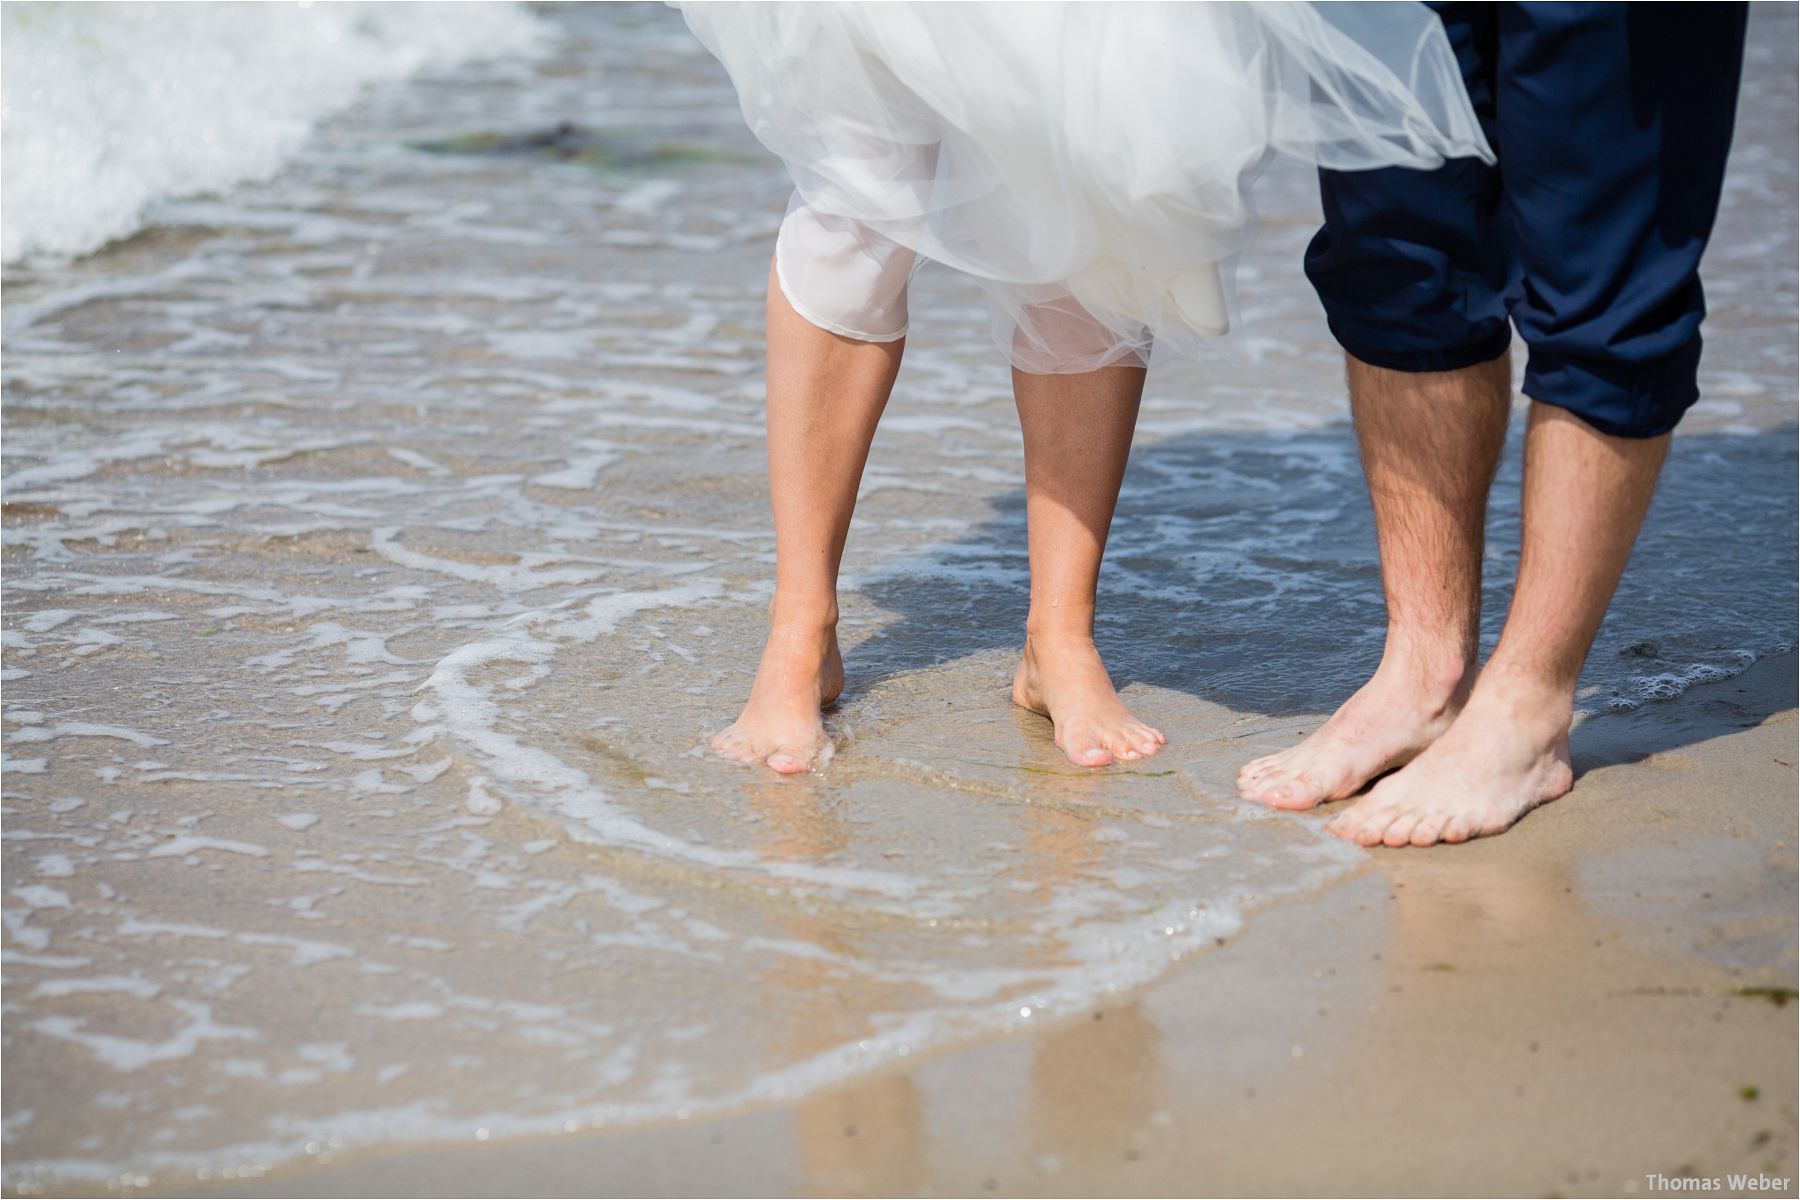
[679,2,1491,373]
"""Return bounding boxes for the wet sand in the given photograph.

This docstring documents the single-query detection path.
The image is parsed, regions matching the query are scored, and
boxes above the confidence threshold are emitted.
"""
[196,654,1797,1199]
[4,4,1796,1197]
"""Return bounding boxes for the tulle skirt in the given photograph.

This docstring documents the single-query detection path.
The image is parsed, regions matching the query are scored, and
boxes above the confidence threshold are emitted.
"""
[679,2,1492,373]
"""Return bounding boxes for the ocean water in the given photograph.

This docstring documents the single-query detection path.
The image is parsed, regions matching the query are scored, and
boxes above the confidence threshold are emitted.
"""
[2,4,1795,1194]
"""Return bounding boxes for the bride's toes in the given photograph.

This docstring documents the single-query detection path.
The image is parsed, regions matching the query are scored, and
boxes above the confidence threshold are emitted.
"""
[710,728,757,764]
[1016,635,1161,769]
[710,718,829,774]
[1060,728,1114,768]
[1106,724,1160,762]
[1132,723,1166,756]
[714,620,841,774]
[765,750,814,775]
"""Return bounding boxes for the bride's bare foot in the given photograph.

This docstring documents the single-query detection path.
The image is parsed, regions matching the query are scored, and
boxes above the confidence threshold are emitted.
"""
[1237,647,1472,810]
[711,610,844,775]
[1012,631,1165,768]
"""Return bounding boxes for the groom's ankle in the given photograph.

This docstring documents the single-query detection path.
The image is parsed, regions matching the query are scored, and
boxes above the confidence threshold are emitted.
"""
[1374,635,1477,705]
[1467,657,1578,728]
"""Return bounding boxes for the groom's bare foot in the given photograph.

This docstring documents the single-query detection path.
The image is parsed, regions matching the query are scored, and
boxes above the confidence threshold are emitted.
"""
[1012,632,1165,767]
[711,610,844,775]
[1326,666,1574,847]
[1238,649,1472,809]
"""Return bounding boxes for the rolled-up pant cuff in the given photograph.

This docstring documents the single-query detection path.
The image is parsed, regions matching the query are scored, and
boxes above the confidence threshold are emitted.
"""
[1330,322,1701,439]
[1328,321,1513,377]
[1520,337,1703,439]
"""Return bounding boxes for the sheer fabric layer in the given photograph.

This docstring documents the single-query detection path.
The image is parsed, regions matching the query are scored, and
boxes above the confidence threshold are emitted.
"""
[683,1,1492,372]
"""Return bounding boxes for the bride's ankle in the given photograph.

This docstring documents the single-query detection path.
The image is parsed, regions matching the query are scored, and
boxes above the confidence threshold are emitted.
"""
[767,593,839,634]
[1023,621,1098,652]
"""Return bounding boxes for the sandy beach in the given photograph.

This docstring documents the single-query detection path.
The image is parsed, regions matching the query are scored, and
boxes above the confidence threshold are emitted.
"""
[3,4,1795,1197]
[219,654,1800,1199]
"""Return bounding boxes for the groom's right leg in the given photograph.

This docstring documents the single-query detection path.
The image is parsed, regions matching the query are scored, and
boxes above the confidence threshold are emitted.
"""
[1238,0,1510,809]
[1238,353,1509,808]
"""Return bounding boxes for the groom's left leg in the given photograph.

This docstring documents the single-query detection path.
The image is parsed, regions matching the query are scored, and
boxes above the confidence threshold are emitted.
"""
[1328,2,1748,846]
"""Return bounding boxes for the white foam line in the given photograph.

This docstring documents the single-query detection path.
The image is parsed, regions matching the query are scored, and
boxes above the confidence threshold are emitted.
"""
[1,260,216,333]
[145,837,269,860]
[29,999,254,1072]
[370,527,613,593]
[411,582,929,899]
[8,722,170,749]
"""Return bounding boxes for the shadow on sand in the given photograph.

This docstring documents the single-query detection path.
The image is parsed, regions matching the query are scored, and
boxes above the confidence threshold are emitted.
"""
[846,417,1798,770]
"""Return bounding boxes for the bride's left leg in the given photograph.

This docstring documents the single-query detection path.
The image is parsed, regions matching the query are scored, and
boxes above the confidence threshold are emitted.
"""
[1010,362,1166,767]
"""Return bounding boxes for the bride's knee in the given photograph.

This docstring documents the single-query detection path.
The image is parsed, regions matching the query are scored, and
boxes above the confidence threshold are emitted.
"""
[1009,294,1150,373]
[774,204,914,342]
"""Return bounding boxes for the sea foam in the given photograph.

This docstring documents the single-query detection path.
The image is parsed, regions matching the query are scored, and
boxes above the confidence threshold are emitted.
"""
[1,1,548,263]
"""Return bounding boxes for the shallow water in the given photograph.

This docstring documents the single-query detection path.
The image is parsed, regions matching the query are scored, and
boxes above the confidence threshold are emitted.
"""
[2,4,1795,1193]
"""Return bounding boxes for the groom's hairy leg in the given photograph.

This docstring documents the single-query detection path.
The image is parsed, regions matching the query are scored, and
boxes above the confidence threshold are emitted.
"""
[1239,353,1510,808]
[1331,402,1668,846]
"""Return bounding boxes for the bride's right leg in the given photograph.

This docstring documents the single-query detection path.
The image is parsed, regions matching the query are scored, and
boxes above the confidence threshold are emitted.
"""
[712,240,908,774]
[1009,360,1166,768]
[998,299,1165,767]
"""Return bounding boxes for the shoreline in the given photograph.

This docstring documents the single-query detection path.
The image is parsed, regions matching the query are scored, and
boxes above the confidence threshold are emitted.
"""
[195,654,1797,1200]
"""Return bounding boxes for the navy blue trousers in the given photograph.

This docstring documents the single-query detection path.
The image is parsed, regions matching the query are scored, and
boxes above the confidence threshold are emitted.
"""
[1304,3,1749,438]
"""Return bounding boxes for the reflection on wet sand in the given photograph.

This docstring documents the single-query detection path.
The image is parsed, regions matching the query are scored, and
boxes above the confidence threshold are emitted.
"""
[754,757,1175,1197]
[1026,1002,1163,1186]
[1003,760,1166,1185]
[751,778,926,1197]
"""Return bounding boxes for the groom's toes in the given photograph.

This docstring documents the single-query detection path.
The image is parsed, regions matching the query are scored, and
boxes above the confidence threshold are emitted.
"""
[1261,775,1321,811]
[1243,766,1278,799]
[1410,814,1447,847]
[1353,808,1402,847]
[1380,812,1421,847]
[1237,758,1274,789]
[1326,803,1365,840]
[1258,779,1294,807]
